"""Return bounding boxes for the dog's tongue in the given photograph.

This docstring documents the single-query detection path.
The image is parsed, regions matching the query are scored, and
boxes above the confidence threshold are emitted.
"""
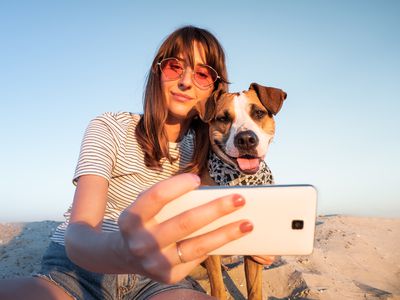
[237,158,260,171]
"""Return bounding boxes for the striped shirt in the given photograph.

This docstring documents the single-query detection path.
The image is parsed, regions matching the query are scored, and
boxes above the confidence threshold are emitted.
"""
[51,112,195,245]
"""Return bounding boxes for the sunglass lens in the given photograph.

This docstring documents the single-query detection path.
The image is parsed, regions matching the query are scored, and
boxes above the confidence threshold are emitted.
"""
[160,59,183,80]
[194,66,217,87]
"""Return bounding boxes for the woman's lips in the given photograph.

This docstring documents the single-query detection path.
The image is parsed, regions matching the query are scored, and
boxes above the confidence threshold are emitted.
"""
[171,91,193,102]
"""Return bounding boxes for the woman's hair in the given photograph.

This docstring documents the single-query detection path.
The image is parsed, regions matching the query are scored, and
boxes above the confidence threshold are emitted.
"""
[136,25,228,174]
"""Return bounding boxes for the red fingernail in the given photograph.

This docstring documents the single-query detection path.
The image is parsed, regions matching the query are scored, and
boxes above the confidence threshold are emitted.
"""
[240,221,253,233]
[233,195,245,207]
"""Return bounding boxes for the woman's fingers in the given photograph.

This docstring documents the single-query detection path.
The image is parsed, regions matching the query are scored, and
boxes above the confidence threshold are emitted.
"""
[129,173,200,223]
[140,220,253,283]
[119,173,200,232]
[168,255,208,283]
[164,220,253,265]
[131,218,254,283]
[140,243,208,284]
[153,193,246,248]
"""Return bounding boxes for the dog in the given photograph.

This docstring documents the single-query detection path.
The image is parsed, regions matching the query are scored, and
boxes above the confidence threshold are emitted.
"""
[197,82,287,299]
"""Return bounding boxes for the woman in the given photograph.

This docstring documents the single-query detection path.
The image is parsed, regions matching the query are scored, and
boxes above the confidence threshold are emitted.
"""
[0,26,255,299]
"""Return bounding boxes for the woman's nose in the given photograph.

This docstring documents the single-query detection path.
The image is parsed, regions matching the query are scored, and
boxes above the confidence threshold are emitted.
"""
[178,67,193,89]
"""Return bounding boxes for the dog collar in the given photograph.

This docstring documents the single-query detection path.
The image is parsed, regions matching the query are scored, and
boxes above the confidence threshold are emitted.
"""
[208,151,274,186]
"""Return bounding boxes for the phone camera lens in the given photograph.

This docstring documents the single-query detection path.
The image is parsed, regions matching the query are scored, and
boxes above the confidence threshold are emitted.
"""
[292,220,304,230]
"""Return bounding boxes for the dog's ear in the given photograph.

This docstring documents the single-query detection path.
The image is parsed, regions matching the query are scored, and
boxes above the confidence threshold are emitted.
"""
[249,83,287,115]
[196,89,224,122]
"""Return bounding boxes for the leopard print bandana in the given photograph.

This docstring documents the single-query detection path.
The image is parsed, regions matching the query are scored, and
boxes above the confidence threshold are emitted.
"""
[208,151,274,186]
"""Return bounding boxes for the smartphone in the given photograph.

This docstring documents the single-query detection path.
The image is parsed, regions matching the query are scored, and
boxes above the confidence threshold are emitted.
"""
[155,184,318,255]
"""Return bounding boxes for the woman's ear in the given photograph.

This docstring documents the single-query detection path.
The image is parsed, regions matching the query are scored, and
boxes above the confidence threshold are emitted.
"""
[249,83,287,115]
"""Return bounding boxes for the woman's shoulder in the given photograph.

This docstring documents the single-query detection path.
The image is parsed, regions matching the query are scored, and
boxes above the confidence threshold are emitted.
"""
[93,111,141,123]
[85,112,143,155]
[90,112,141,130]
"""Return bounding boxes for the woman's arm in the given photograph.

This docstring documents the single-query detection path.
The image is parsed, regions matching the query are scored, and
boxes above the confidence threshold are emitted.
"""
[64,175,124,272]
[65,173,253,283]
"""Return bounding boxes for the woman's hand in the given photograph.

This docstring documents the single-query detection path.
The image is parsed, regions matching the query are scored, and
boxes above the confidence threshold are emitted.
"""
[117,173,253,284]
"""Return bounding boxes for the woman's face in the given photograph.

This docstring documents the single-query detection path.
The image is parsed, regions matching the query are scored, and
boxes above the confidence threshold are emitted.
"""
[161,43,214,124]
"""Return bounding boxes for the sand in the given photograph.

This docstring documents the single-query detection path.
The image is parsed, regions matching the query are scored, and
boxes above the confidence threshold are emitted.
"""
[1,215,399,299]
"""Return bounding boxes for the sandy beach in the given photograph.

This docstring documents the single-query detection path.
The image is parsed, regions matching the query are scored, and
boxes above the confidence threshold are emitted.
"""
[1,215,399,299]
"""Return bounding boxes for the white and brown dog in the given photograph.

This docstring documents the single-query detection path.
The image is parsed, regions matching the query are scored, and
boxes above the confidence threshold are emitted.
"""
[198,82,287,299]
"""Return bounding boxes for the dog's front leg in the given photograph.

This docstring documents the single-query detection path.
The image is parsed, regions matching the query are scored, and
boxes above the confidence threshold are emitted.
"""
[205,255,226,299]
[244,255,263,300]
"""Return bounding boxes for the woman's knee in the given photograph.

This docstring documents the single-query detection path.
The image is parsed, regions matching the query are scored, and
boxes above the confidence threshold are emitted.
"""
[0,277,73,300]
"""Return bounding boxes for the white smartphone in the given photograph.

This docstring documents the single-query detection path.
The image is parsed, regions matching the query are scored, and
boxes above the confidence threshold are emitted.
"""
[155,184,318,256]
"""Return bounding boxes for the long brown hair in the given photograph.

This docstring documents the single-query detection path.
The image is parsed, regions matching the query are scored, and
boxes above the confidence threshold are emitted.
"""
[136,25,228,174]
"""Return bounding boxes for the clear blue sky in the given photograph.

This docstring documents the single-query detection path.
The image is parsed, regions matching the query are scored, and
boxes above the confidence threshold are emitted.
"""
[1,1,399,222]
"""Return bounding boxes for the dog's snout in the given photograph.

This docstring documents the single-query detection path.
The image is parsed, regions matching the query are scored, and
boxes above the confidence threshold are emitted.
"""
[234,130,259,150]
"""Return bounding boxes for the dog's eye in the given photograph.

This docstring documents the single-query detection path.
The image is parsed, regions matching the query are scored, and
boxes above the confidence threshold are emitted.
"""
[216,115,230,123]
[253,109,267,120]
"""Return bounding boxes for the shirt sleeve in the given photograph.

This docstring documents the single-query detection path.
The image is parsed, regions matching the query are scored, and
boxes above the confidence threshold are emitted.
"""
[72,114,118,185]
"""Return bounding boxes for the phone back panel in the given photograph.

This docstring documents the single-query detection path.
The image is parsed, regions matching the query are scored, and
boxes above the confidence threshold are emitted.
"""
[155,185,318,255]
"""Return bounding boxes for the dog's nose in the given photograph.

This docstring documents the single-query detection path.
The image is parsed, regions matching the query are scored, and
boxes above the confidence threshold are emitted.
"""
[234,130,259,150]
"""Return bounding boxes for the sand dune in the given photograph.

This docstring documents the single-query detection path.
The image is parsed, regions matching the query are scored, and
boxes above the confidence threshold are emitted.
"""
[1,216,399,299]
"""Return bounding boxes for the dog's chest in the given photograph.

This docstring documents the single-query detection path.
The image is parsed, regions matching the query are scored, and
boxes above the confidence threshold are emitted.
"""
[207,151,274,186]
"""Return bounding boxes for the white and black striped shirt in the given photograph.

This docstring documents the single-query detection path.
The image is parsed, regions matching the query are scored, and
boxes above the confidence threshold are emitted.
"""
[51,112,195,245]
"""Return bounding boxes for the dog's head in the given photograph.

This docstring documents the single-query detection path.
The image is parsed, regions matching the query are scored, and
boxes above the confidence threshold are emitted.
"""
[197,83,287,174]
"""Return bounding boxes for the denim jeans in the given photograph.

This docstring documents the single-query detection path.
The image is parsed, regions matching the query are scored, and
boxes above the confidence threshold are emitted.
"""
[34,242,203,300]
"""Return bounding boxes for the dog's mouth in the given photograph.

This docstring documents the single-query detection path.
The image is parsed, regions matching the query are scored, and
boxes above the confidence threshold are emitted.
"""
[235,155,263,174]
[214,142,263,175]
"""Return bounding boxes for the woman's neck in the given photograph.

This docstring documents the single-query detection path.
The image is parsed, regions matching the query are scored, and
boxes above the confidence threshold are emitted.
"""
[165,118,191,143]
